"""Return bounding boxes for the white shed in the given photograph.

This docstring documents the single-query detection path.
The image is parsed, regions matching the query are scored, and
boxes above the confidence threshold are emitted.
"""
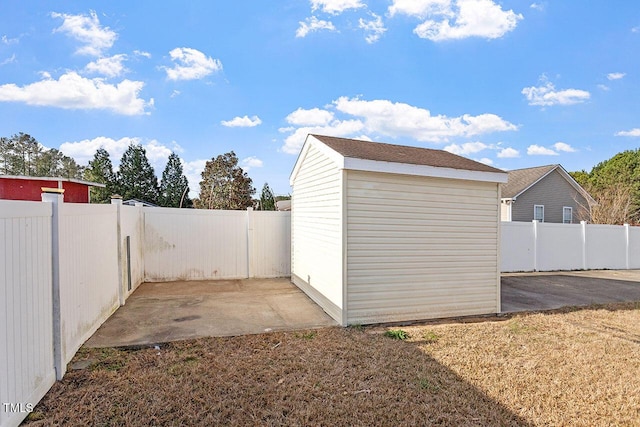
[290,134,508,326]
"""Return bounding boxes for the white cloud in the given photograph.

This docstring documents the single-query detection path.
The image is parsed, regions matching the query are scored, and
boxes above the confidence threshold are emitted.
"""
[522,77,590,106]
[527,144,558,156]
[530,3,545,11]
[615,128,640,137]
[0,71,151,115]
[170,90,181,98]
[59,136,141,165]
[1,54,16,66]
[607,72,626,80]
[497,147,520,158]
[221,115,262,127]
[389,0,453,18]
[333,96,517,141]
[2,35,19,45]
[359,13,387,43]
[553,142,576,152]
[444,141,488,155]
[311,0,365,14]
[280,97,517,154]
[85,54,128,77]
[163,47,222,81]
[296,16,337,38]
[241,156,264,171]
[133,50,151,58]
[286,107,335,126]
[397,0,523,41]
[182,159,208,198]
[51,11,117,56]
[597,84,610,91]
[477,157,493,165]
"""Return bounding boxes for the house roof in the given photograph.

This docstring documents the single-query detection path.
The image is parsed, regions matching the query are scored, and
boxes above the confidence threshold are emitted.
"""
[0,174,106,188]
[501,164,594,202]
[311,134,503,174]
[290,134,508,185]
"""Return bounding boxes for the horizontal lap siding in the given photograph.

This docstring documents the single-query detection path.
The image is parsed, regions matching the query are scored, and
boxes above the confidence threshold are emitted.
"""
[346,171,499,324]
[291,145,343,320]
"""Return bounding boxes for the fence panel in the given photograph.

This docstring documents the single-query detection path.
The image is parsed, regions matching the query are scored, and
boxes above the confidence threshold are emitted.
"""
[629,226,640,269]
[585,224,627,270]
[120,205,145,297]
[500,221,535,272]
[537,223,583,271]
[144,208,248,281]
[58,204,119,367]
[250,211,291,277]
[0,201,55,427]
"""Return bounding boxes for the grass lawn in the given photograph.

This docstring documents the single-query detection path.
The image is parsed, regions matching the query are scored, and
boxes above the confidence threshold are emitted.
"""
[25,302,640,426]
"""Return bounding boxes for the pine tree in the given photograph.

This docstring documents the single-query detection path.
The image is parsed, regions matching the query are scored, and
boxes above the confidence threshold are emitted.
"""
[159,152,192,207]
[195,151,255,210]
[259,182,276,211]
[116,144,159,204]
[84,148,116,203]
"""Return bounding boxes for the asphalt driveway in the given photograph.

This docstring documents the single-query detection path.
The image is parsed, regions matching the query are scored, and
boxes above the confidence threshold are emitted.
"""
[501,270,640,312]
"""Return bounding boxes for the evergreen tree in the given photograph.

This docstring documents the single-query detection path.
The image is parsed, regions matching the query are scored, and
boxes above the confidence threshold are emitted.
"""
[84,148,116,203]
[159,152,192,207]
[259,182,276,211]
[0,133,83,178]
[195,151,255,210]
[116,144,159,204]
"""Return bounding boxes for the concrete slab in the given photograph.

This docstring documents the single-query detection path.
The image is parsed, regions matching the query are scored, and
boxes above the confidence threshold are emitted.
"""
[85,278,337,348]
[501,270,640,313]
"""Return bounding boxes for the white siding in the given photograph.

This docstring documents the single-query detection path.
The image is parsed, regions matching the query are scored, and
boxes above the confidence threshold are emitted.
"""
[0,201,55,427]
[291,144,344,322]
[346,171,500,324]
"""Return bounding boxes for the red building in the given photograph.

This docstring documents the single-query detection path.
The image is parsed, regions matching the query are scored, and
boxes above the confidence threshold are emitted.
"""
[0,175,106,203]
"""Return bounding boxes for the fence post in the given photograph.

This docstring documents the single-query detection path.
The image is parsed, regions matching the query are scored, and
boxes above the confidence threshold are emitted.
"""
[581,221,587,270]
[625,223,630,270]
[532,220,538,271]
[111,195,125,306]
[42,187,65,381]
[247,207,254,278]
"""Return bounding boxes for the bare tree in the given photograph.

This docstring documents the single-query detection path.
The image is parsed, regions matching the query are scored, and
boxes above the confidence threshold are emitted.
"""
[576,185,638,225]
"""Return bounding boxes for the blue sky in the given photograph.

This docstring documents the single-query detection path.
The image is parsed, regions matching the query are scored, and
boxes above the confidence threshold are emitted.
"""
[1,1,640,197]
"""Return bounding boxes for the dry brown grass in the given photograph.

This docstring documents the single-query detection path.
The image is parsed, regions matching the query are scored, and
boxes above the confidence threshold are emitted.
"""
[25,302,640,426]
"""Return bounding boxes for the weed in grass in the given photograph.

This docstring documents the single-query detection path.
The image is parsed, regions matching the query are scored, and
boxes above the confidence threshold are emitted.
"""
[423,331,440,343]
[302,331,316,340]
[349,323,364,331]
[418,378,440,393]
[92,359,125,372]
[507,320,531,335]
[384,329,409,340]
[25,412,45,422]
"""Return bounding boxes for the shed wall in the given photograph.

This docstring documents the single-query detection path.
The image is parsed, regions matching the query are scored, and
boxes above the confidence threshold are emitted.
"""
[345,171,500,324]
[291,144,343,322]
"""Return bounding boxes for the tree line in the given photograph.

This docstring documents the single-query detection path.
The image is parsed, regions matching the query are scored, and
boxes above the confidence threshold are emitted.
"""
[1,133,280,210]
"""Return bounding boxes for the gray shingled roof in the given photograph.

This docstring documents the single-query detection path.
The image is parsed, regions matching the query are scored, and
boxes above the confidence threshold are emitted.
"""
[311,134,503,174]
[501,164,558,198]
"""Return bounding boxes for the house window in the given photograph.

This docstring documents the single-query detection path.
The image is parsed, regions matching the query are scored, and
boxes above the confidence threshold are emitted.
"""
[534,205,544,222]
[563,206,573,224]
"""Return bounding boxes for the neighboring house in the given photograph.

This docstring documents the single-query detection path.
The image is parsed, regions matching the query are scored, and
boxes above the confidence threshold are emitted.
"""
[0,175,105,203]
[290,134,507,326]
[501,164,594,223]
[275,199,291,211]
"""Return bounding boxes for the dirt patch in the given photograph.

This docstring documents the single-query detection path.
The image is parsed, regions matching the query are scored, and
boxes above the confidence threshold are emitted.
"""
[25,302,640,426]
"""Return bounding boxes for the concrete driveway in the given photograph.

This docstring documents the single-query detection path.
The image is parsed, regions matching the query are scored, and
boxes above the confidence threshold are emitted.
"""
[501,270,640,312]
[85,278,336,348]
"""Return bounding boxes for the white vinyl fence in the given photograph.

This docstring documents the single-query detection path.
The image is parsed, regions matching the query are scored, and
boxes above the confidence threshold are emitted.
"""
[1,201,55,427]
[144,208,291,281]
[1,198,290,427]
[501,221,640,272]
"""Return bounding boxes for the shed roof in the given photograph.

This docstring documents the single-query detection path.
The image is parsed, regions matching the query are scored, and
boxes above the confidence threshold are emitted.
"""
[501,164,593,202]
[311,134,503,173]
[290,134,508,185]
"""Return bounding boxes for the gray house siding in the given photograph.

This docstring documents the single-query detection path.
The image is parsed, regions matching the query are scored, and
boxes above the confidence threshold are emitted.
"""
[511,169,588,223]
